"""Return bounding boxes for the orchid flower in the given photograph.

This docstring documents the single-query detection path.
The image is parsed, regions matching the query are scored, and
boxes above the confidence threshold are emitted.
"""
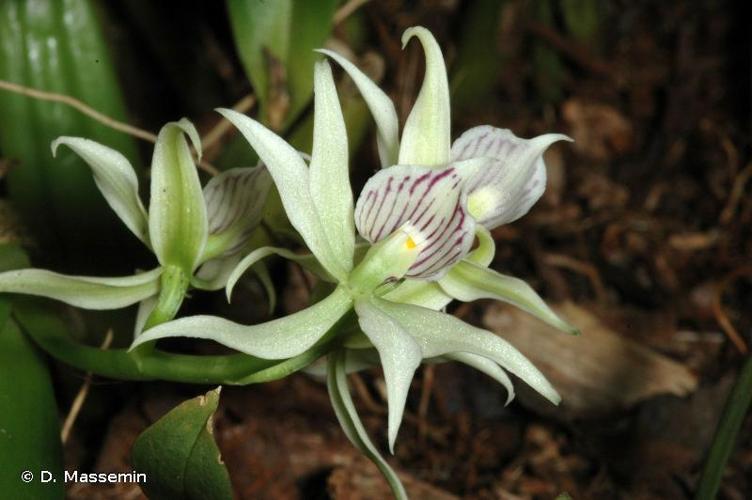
[134,27,576,497]
[0,119,272,335]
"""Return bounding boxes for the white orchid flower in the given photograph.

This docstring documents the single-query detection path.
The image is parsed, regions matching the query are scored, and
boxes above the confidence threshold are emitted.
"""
[0,119,272,334]
[134,30,576,497]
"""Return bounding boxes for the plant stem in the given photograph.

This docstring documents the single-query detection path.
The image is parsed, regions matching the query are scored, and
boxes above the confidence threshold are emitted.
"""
[13,299,352,385]
[695,355,752,499]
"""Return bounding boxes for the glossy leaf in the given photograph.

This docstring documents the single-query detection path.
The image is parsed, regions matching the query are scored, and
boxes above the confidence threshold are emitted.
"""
[0,309,64,500]
[227,0,338,128]
[132,387,232,500]
[0,0,141,265]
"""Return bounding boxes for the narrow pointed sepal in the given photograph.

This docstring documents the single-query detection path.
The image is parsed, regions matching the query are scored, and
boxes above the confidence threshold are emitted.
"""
[216,109,347,281]
[444,352,515,405]
[52,137,149,246]
[399,26,451,166]
[0,267,161,310]
[309,61,355,273]
[355,298,422,452]
[326,351,408,500]
[439,260,579,335]
[376,299,561,405]
[317,49,399,167]
[132,287,353,360]
[149,119,208,275]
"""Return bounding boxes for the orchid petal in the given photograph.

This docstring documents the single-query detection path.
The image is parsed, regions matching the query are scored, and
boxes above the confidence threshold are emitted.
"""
[398,26,451,166]
[202,165,272,260]
[354,162,482,279]
[327,351,408,500]
[465,225,495,267]
[309,61,355,272]
[193,254,244,292]
[52,137,149,246]
[451,126,571,228]
[0,267,161,310]
[149,119,208,274]
[439,260,579,335]
[383,280,452,310]
[376,299,561,405]
[132,287,353,359]
[355,298,422,452]
[317,48,399,167]
[444,352,514,405]
[226,245,334,303]
[134,295,158,337]
[216,109,346,281]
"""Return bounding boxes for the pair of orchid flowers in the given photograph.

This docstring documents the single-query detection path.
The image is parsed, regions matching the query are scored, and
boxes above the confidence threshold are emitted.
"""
[0,26,576,498]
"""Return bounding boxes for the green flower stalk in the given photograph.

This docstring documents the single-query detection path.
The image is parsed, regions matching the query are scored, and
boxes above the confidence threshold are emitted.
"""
[0,119,273,335]
[134,26,578,498]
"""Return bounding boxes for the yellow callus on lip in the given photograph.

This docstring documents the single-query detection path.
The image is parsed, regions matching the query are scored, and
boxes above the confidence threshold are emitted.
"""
[405,237,417,250]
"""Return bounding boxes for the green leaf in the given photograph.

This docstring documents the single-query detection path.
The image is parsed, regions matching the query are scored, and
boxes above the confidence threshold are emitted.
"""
[451,0,506,109]
[132,387,232,500]
[0,311,64,500]
[227,0,338,129]
[0,0,142,265]
[149,119,208,275]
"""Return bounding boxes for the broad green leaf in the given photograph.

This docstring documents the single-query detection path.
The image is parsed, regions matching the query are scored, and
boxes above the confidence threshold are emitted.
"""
[132,387,232,500]
[132,286,353,360]
[52,136,149,245]
[0,0,141,265]
[439,260,579,335]
[227,0,338,129]
[309,61,355,272]
[327,351,407,500]
[0,312,64,500]
[0,267,161,310]
[398,27,451,166]
[451,0,506,109]
[149,119,208,275]
[376,299,561,405]
[355,298,422,452]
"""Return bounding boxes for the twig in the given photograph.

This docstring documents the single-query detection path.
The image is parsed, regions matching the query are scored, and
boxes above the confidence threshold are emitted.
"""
[711,266,752,354]
[0,79,220,176]
[0,79,157,142]
[333,0,371,25]
[61,329,114,443]
[543,253,608,303]
[720,162,752,225]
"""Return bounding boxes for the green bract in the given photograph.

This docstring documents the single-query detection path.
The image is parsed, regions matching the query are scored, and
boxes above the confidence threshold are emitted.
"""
[135,26,578,499]
[0,119,272,335]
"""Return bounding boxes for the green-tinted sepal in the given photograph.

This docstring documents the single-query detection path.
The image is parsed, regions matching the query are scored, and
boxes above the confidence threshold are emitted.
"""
[149,119,208,275]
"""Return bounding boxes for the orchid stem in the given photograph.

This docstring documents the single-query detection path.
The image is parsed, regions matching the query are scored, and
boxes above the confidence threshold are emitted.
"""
[13,299,353,385]
[695,355,752,499]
